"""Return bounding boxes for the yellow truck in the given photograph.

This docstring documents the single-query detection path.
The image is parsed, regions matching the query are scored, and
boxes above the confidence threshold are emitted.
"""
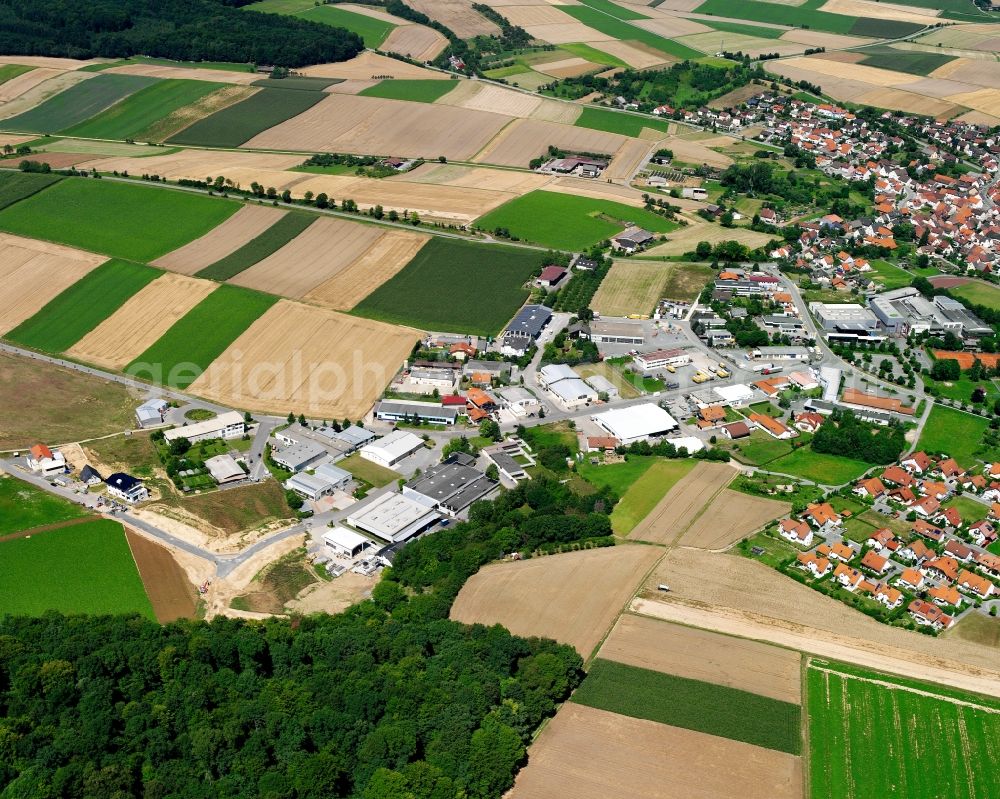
[716,367,730,378]
[692,371,709,384]
[665,364,676,373]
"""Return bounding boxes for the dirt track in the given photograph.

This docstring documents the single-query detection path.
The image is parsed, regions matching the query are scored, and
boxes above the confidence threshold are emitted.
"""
[125,528,197,622]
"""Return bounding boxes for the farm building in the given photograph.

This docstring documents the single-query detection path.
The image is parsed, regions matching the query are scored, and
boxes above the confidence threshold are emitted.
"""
[374,400,459,426]
[204,454,245,485]
[271,440,326,473]
[26,444,66,477]
[163,411,245,444]
[346,492,441,543]
[105,472,148,503]
[633,348,690,373]
[611,227,654,253]
[402,453,497,516]
[537,266,568,289]
[360,430,424,468]
[135,398,169,427]
[591,404,678,445]
[323,527,372,558]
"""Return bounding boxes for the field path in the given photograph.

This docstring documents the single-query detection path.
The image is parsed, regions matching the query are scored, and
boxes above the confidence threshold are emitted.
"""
[0,515,93,543]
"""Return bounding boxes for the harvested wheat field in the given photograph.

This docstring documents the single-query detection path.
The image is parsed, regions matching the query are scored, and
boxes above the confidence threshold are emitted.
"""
[229,216,382,298]
[451,545,662,657]
[592,260,674,317]
[945,87,1000,116]
[0,56,103,70]
[659,135,733,168]
[546,175,648,207]
[784,55,908,87]
[189,300,418,419]
[582,39,668,70]
[244,94,510,161]
[0,234,105,335]
[531,98,582,124]
[19,152,96,169]
[87,148,302,184]
[392,162,551,193]
[0,134,35,148]
[324,79,379,94]
[407,0,499,37]
[382,24,448,61]
[820,0,941,24]
[678,489,790,550]
[0,68,62,104]
[535,57,599,78]
[892,77,977,98]
[511,703,802,799]
[857,87,963,117]
[600,613,801,703]
[301,51,448,80]
[779,29,873,49]
[305,229,429,310]
[474,118,626,167]
[0,71,92,120]
[67,273,217,370]
[765,61,877,102]
[640,547,1000,695]
[523,22,613,43]
[103,63,258,84]
[646,221,772,256]
[605,138,654,181]
[629,461,735,544]
[957,109,1000,126]
[153,205,286,275]
[445,82,544,118]
[501,4,579,26]
[918,23,1000,51]
[932,57,1000,89]
[634,15,711,38]
[678,31,793,57]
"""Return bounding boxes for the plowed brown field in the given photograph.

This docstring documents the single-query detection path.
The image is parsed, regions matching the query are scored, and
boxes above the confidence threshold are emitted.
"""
[629,461,734,544]
[152,205,286,274]
[0,234,105,334]
[67,273,217,369]
[189,300,419,418]
[600,613,802,703]
[450,545,662,657]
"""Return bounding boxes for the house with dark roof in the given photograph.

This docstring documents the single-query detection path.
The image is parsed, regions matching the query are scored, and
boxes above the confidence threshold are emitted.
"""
[105,472,148,503]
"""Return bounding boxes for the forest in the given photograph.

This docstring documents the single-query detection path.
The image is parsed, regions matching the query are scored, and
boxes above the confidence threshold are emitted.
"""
[0,0,363,67]
[0,478,615,798]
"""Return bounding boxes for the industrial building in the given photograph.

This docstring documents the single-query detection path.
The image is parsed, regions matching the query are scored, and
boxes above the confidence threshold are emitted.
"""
[713,384,754,406]
[402,453,497,516]
[285,462,351,501]
[323,527,372,558]
[135,398,168,428]
[204,454,245,485]
[346,492,441,543]
[359,430,425,468]
[868,287,991,338]
[275,423,376,456]
[539,363,579,388]
[584,373,619,400]
[588,319,645,346]
[271,440,326,473]
[633,348,691,373]
[496,386,539,417]
[163,411,245,444]
[808,302,882,343]
[374,400,459,426]
[500,305,552,356]
[591,403,678,445]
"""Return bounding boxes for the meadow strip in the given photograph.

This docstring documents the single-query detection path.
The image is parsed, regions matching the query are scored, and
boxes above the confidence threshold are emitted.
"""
[2,74,158,133]
[0,170,62,211]
[559,5,703,59]
[576,105,670,137]
[195,212,315,281]
[358,78,459,103]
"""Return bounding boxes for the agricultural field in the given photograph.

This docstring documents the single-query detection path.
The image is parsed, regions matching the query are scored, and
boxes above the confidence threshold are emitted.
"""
[645,220,773,257]
[475,190,678,250]
[194,212,315,281]
[558,5,704,60]
[61,79,226,140]
[764,446,870,484]
[0,178,240,262]
[353,237,542,336]
[856,45,956,77]
[573,658,801,753]
[511,703,802,799]
[124,529,197,622]
[678,488,790,549]
[189,300,419,419]
[693,0,921,37]
[628,460,734,543]
[297,5,395,47]
[592,259,679,317]
[2,73,157,133]
[168,87,325,147]
[808,660,1000,799]
[0,352,138,449]
[6,259,160,354]
[125,285,278,388]
[474,118,627,168]
[0,474,88,536]
[451,544,663,657]
[917,404,996,467]
[575,106,671,137]
[0,170,62,211]
[359,79,459,103]
[576,454,657,496]
[601,614,802,703]
[0,64,33,86]
[0,519,155,618]
[609,458,696,534]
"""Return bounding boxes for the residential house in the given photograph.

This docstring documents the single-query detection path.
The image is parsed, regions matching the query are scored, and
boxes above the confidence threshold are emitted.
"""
[860,550,890,575]
[924,556,960,582]
[779,518,814,547]
[804,502,842,533]
[749,412,796,439]
[794,412,825,433]
[854,477,885,500]
[834,563,866,591]
[943,539,974,562]
[105,472,148,503]
[874,584,903,609]
[969,519,996,547]
[928,584,962,607]
[912,495,941,517]
[26,444,66,477]
[901,451,932,473]
[881,465,913,487]
[897,568,924,591]
[720,421,751,439]
[957,569,994,599]
[830,541,856,561]
[908,599,953,630]
[797,551,832,578]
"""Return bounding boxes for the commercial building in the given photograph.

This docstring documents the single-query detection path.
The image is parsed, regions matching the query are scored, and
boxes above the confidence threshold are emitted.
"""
[360,430,425,468]
[539,363,579,388]
[496,386,539,417]
[163,411,245,444]
[374,400,459,426]
[105,472,148,503]
[633,348,691,373]
[548,378,598,409]
[135,398,168,428]
[323,527,372,558]
[271,440,326,473]
[408,367,457,388]
[713,383,754,406]
[204,454,245,485]
[482,442,531,483]
[841,388,915,417]
[591,403,678,445]
[275,423,376,456]
[868,287,990,338]
[819,366,841,402]
[284,462,352,500]
[347,492,441,543]
[748,346,810,362]
[808,302,882,342]
[668,436,705,453]
[760,315,806,338]
[584,373,619,400]
[402,453,497,516]
[589,319,645,346]
[500,305,552,356]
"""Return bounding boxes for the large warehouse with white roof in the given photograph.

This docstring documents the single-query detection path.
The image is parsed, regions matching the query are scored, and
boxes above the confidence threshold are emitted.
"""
[591,403,678,445]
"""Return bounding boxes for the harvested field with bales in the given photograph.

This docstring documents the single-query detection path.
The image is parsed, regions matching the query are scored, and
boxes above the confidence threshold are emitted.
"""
[305,229,429,311]
[601,614,802,703]
[451,545,663,658]
[473,118,628,167]
[189,300,419,419]
[67,273,218,370]
[678,488,790,550]
[228,216,383,298]
[243,93,510,160]
[0,234,105,335]
[629,461,735,544]
[510,703,802,799]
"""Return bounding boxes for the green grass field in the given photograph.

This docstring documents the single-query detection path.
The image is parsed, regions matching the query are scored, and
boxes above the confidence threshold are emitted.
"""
[475,190,678,250]
[942,495,989,524]
[0,475,88,536]
[353,237,543,336]
[866,259,916,290]
[574,659,801,754]
[560,42,629,69]
[559,6,704,60]
[0,170,62,211]
[766,447,870,485]
[3,74,159,133]
[608,459,695,534]
[197,213,315,281]
[917,404,994,467]
[700,18,786,39]
[695,0,921,36]
[0,178,240,262]
[298,5,395,47]
[948,281,1000,311]
[0,519,155,619]
[858,46,955,77]
[359,79,459,103]
[0,64,33,86]
[61,79,225,140]
[338,452,400,487]
[5,260,161,353]
[808,660,1000,799]
[168,87,325,148]
[126,285,278,388]
[576,106,671,137]
[577,454,658,495]
[575,0,649,20]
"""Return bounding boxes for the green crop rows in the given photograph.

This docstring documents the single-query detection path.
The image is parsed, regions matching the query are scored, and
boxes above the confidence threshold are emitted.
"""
[3,74,158,133]
[197,213,315,281]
